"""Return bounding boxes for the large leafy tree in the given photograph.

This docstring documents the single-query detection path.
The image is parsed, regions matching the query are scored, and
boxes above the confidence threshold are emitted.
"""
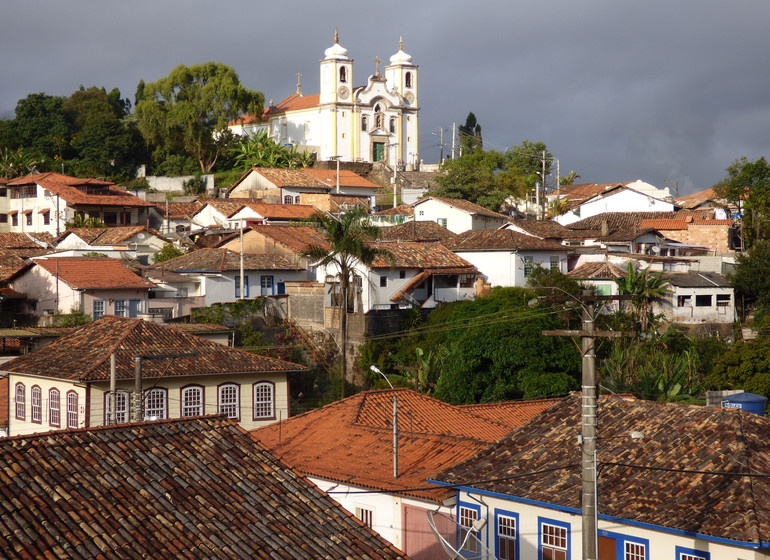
[304,208,390,396]
[729,240,770,326]
[5,93,70,163]
[714,156,770,247]
[705,337,770,397]
[458,111,482,154]
[135,63,264,173]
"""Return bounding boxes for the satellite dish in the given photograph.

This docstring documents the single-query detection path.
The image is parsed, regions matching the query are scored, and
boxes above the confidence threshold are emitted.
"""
[651,246,660,253]
[426,510,495,560]
[136,233,146,240]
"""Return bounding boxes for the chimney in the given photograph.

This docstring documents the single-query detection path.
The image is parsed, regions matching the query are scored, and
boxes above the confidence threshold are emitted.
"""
[601,220,609,237]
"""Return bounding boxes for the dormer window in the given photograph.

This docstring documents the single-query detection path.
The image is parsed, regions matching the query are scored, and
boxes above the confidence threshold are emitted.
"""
[339,67,347,83]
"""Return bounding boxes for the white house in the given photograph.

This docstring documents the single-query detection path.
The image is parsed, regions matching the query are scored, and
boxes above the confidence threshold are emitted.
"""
[229,32,419,167]
[551,181,675,226]
[410,196,509,234]
[445,229,570,288]
[432,394,770,560]
[2,172,155,236]
[148,247,309,306]
[54,225,168,265]
[655,271,736,324]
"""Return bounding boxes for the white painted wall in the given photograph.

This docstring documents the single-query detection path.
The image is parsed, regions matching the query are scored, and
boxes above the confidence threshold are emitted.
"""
[555,188,675,226]
[453,250,567,288]
[5,374,86,436]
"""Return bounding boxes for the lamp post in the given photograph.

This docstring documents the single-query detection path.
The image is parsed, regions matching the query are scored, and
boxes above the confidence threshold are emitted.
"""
[370,365,398,478]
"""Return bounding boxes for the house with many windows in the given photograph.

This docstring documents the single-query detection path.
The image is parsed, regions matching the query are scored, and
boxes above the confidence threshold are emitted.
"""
[253,388,557,560]
[7,256,154,318]
[0,416,413,559]
[0,315,305,437]
[432,394,770,560]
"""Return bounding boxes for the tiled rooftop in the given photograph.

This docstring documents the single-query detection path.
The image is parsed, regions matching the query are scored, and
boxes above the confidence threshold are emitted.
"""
[371,242,476,269]
[245,225,330,253]
[32,257,155,289]
[253,389,548,502]
[377,221,458,243]
[8,172,154,208]
[0,416,411,559]
[445,229,568,252]
[504,219,573,240]
[2,315,304,382]
[57,225,164,245]
[567,210,716,231]
[0,232,54,249]
[151,248,305,272]
[566,261,627,279]
[434,394,770,544]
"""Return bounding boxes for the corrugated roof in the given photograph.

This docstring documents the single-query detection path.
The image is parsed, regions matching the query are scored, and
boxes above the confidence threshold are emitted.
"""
[253,389,547,502]
[435,394,770,544]
[0,416,411,559]
[2,315,304,382]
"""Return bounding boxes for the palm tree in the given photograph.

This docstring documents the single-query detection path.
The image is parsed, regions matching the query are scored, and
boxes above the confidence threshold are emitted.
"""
[304,207,390,398]
[615,262,670,334]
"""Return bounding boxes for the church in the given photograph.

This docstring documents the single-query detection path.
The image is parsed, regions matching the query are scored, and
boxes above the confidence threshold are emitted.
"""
[229,32,419,167]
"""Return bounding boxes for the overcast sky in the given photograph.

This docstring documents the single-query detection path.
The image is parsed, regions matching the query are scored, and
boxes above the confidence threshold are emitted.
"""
[2,1,768,195]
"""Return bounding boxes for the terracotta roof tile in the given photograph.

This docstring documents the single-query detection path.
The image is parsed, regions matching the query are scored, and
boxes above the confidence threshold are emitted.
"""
[445,229,567,252]
[236,202,319,220]
[151,200,205,219]
[253,389,547,502]
[638,218,732,230]
[0,232,53,248]
[457,398,562,425]
[567,210,716,231]
[244,225,330,253]
[0,416,410,559]
[304,168,382,190]
[567,261,627,279]
[377,221,458,242]
[2,315,304,382]
[150,248,304,272]
[505,219,573,240]
[435,394,770,544]
[56,226,164,245]
[8,172,154,208]
[373,204,414,216]
[371,242,475,269]
[32,257,155,289]
[264,93,321,115]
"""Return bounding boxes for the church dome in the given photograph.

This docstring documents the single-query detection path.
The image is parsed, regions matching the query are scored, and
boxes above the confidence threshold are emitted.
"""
[324,30,350,60]
[389,37,413,65]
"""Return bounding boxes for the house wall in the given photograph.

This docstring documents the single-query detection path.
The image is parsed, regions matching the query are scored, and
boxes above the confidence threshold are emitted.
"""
[81,289,150,318]
[453,250,567,288]
[192,206,234,229]
[658,224,733,254]
[456,489,765,560]
[88,371,289,431]
[655,285,736,324]
[5,373,86,437]
[413,201,472,234]
[555,189,675,226]
[194,271,309,306]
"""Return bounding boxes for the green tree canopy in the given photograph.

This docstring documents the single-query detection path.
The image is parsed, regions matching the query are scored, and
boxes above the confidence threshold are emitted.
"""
[714,156,770,247]
[7,93,70,162]
[615,263,669,334]
[730,240,770,326]
[135,63,264,173]
[458,112,482,154]
[705,337,770,397]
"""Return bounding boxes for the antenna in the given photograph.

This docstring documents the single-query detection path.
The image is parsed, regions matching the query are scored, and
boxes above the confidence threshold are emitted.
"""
[426,510,495,560]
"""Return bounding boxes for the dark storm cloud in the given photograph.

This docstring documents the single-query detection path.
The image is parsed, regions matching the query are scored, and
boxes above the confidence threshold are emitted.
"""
[2,0,768,194]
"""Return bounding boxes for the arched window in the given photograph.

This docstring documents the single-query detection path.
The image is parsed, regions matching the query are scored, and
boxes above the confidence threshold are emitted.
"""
[218,383,240,420]
[405,72,412,88]
[66,391,78,429]
[389,118,396,133]
[181,385,204,417]
[361,115,368,131]
[144,388,167,421]
[284,195,295,205]
[294,195,301,204]
[339,66,347,83]
[253,382,275,420]
[14,383,25,420]
[31,386,42,423]
[49,389,60,427]
[105,390,130,425]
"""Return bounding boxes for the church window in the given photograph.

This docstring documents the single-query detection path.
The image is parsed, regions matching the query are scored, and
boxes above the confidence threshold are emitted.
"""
[405,72,412,88]
[361,116,368,131]
[389,118,396,133]
[340,67,347,83]
[375,113,383,129]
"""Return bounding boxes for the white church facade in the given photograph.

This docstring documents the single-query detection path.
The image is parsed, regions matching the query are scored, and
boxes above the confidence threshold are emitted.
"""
[229,32,419,167]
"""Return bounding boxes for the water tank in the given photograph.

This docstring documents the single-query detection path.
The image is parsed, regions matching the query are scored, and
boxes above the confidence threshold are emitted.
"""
[722,392,768,416]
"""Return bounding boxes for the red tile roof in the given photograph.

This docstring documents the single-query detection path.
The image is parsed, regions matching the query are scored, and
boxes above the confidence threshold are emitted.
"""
[377,221,458,243]
[253,389,547,502]
[0,416,411,559]
[244,225,330,253]
[265,93,321,115]
[445,229,568,252]
[2,315,304,382]
[304,168,382,190]
[435,393,770,545]
[567,261,627,279]
[638,218,732,230]
[32,257,155,289]
[56,225,165,245]
[7,172,154,208]
[371,242,476,269]
[457,398,562,425]
[567,210,716,231]
[151,248,305,272]
[0,232,54,249]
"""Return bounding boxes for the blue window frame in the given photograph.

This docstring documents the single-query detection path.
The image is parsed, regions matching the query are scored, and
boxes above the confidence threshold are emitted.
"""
[538,516,570,560]
[457,501,482,556]
[235,275,250,298]
[598,529,648,560]
[494,509,519,560]
[675,546,709,560]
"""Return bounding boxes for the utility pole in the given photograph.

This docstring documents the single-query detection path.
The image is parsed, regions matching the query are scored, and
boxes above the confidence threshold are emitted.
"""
[541,150,547,220]
[131,352,198,423]
[451,123,457,160]
[439,127,445,163]
[542,291,634,560]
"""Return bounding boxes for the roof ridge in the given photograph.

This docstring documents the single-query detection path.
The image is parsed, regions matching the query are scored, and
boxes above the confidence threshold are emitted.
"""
[80,316,143,380]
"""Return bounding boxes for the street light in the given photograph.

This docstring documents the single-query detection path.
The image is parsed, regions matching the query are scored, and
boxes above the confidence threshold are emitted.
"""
[370,365,398,478]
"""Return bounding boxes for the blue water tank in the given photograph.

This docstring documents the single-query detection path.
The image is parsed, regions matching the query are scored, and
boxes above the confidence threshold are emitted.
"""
[722,392,768,416]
